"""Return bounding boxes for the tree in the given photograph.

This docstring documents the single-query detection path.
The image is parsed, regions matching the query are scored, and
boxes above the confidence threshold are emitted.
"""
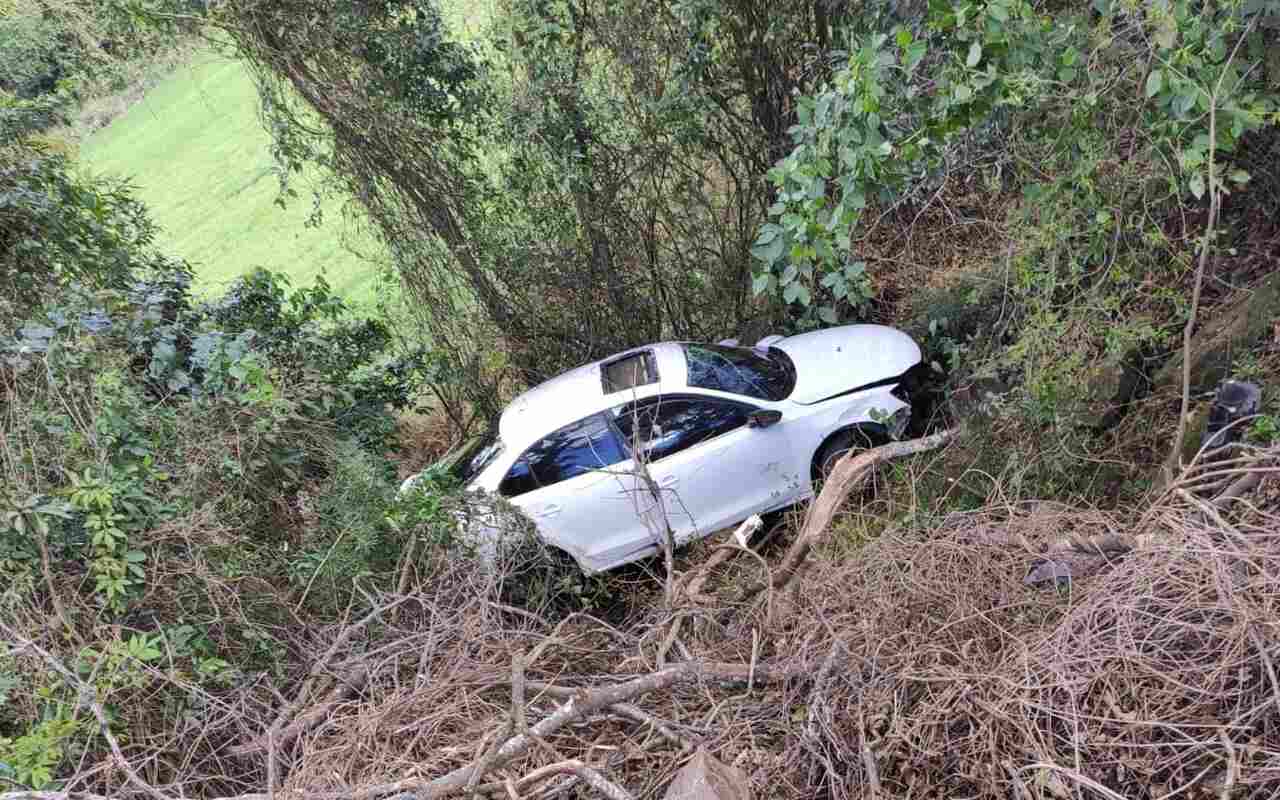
[214,0,859,424]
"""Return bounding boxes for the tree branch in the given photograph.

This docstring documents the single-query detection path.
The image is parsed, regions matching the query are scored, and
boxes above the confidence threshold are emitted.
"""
[1164,17,1256,482]
[0,624,178,800]
[760,429,959,597]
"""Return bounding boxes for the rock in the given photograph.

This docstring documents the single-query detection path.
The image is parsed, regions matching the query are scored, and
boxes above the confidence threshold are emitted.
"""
[1154,271,1280,394]
[1084,350,1147,428]
[663,748,752,800]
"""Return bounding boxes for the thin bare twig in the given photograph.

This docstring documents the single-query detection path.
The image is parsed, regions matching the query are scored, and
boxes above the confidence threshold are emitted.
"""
[1164,17,1256,482]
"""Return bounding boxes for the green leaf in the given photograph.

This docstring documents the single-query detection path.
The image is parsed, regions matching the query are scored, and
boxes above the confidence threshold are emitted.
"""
[818,306,839,324]
[955,84,973,103]
[1145,69,1164,98]
[988,2,1010,22]
[1189,173,1205,200]
[780,263,799,286]
[815,93,832,124]
[1173,89,1197,116]
[905,42,928,70]
[1229,169,1251,185]
[967,41,982,68]
[814,237,836,265]
[751,273,771,296]
[751,235,786,264]
[782,282,803,305]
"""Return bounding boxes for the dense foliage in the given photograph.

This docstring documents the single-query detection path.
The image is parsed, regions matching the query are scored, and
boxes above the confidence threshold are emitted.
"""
[0,133,470,788]
[211,0,870,426]
[756,0,1278,327]
[208,1,1280,464]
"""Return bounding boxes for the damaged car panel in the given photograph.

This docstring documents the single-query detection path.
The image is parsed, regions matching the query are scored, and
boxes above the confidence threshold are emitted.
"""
[404,324,924,573]
[774,324,920,405]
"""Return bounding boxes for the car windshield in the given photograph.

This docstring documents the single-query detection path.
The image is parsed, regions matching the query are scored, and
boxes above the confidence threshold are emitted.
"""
[682,344,796,401]
[448,433,505,486]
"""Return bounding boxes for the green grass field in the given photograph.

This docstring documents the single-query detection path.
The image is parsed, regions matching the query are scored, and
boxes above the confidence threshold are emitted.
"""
[81,53,383,303]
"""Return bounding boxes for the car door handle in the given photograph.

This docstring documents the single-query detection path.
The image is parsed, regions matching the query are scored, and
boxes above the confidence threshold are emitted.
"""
[658,475,679,488]
[536,504,561,518]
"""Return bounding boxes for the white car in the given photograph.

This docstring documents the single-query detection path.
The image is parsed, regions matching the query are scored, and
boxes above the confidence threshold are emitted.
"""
[406,325,924,573]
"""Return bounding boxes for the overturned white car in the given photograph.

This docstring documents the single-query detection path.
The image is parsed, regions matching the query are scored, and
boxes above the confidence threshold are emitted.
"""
[404,325,924,573]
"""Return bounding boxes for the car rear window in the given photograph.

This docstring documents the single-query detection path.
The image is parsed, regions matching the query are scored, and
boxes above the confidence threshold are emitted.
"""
[683,344,796,401]
[449,434,504,486]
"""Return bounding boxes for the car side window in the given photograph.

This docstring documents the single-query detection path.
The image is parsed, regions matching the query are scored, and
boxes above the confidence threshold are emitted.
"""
[613,397,751,462]
[499,414,626,498]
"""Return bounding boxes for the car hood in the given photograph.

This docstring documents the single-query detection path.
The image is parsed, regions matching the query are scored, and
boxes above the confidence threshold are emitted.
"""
[774,325,921,405]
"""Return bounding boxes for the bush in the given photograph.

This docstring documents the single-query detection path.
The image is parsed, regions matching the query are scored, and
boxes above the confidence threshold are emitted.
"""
[0,155,455,792]
[0,146,175,319]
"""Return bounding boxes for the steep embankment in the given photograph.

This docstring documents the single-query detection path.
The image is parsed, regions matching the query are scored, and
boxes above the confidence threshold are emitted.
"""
[81,52,381,301]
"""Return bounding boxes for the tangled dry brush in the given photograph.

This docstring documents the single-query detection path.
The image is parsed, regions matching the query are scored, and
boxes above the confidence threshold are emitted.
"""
[3,440,1280,800]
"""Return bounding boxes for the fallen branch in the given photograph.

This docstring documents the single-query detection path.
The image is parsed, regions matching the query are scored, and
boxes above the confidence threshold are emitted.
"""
[0,655,740,800]
[228,596,408,758]
[524,681,696,749]
[226,665,369,758]
[684,516,765,602]
[508,760,635,800]
[744,428,959,599]
[0,624,178,800]
[308,660,800,800]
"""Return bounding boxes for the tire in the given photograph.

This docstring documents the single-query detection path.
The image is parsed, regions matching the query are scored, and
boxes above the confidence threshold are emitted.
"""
[812,426,886,481]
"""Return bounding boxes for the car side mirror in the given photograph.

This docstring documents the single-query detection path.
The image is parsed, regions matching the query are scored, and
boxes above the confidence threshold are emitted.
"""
[746,409,782,429]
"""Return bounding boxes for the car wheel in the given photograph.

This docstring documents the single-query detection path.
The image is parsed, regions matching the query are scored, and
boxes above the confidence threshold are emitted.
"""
[815,431,855,480]
[813,426,886,482]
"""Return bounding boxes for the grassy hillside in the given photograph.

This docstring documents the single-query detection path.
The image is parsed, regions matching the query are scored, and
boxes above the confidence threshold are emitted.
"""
[81,52,382,302]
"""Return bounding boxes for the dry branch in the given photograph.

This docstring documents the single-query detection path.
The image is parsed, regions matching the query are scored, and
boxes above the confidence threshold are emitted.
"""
[509,760,635,800]
[226,665,370,759]
[760,428,958,596]
[1164,18,1255,483]
[228,597,408,758]
[396,661,795,798]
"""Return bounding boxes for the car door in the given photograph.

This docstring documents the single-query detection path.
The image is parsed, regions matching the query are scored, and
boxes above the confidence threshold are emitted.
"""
[497,413,653,571]
[613,395,799,544]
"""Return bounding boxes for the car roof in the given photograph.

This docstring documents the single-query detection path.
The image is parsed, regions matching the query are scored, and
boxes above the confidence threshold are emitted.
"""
[498,342,689,451]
